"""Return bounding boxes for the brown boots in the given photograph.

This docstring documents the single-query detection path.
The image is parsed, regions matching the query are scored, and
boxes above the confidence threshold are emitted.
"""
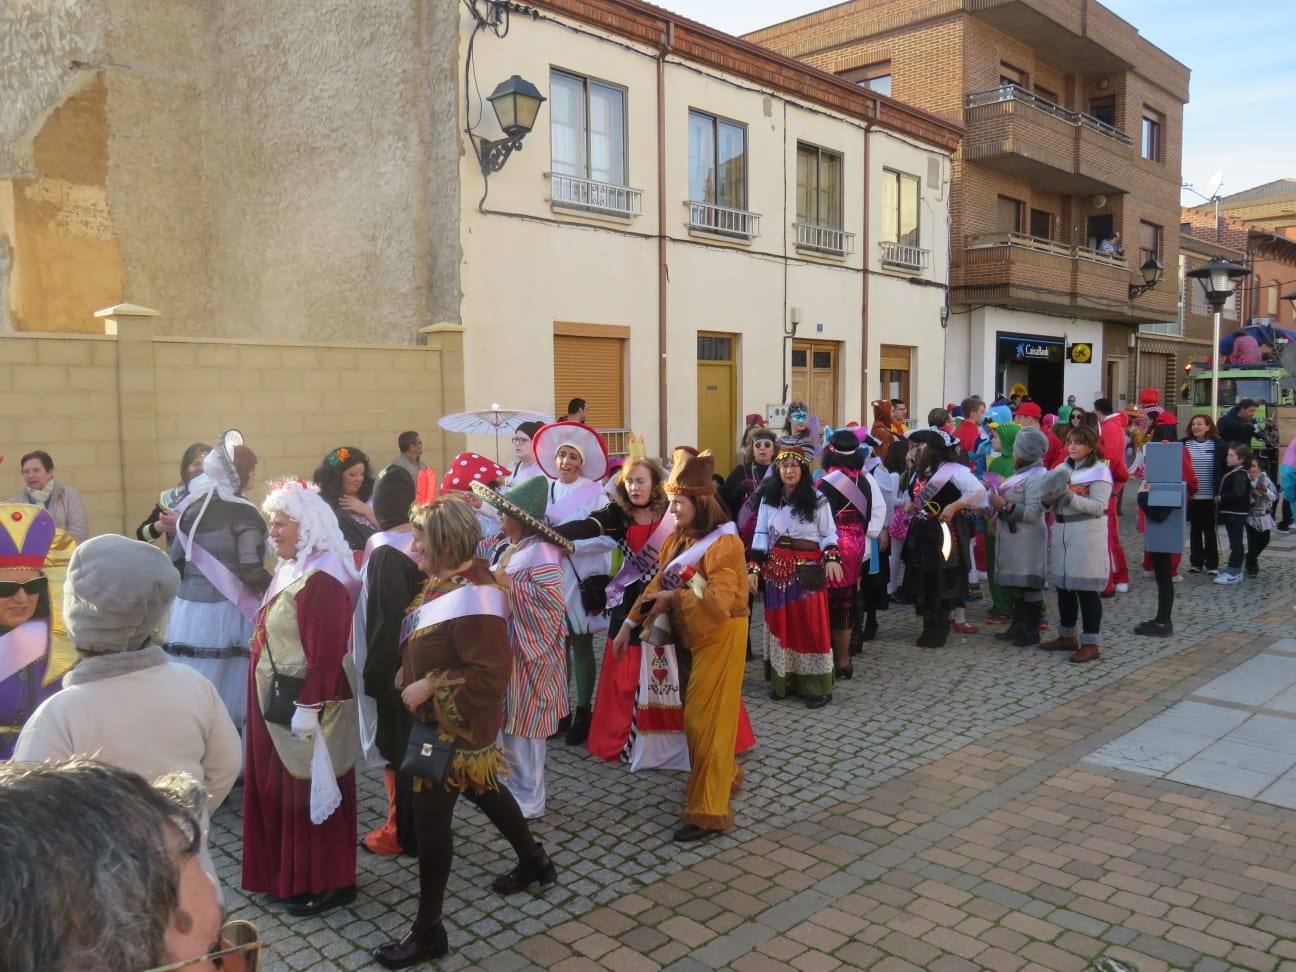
[1068,644,1100,664]
[1038,635,1099,663]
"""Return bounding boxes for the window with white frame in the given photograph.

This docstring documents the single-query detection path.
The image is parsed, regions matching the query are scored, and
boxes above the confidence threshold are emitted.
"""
[550,69,626,187]
[882,170,920,247]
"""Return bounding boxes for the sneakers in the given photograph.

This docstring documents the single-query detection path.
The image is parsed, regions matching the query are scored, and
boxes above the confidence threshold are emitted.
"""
[1115,583,1130,593]
[1207,569,1220,576]
[1187,566,1203,574]
[1214,571,1242,585]
[1171,574,1183,584]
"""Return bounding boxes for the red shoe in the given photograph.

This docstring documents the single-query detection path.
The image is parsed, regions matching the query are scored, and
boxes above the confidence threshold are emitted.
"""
[951,621,979,634]
[984,609,1011,624]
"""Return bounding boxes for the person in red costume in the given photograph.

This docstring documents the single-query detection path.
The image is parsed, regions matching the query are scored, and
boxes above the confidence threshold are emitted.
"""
[1093,398,1130,594]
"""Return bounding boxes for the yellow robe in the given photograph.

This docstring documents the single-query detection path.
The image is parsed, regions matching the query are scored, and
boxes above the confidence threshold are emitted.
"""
[630,531,748,830]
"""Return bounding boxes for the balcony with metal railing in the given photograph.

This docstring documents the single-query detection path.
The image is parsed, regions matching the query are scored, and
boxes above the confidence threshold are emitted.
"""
[686,200,761,241]
[794,222,855,257]
[963,84,1133,194]
[878,239,931,272]
[549,173,644,219]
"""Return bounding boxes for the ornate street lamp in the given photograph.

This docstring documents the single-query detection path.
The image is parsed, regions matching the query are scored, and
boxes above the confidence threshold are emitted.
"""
[1185,257,1252,418]
[1128,258,1164,299]
[478,75,546,174]
[1283,289,1296,317]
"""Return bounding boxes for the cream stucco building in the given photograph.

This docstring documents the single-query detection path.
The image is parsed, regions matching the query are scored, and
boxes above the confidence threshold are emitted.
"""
[2,0,959,469]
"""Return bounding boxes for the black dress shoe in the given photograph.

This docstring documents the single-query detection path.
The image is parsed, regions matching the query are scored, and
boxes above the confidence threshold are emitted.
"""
[672,824,717,842]
[1133,620,1173,637]
[373,925,449,969]
[804,694,830,710]
[491,843,556,895]
[286,884,356,917]
[834,666,853,680]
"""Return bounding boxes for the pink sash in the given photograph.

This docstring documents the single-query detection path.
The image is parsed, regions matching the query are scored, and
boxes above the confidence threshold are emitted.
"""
[262,551,362,610]
[915,461,963,507]
[0,620,48,684]
[174,491,264,622]
[659,523,739,590]
[399,584,509,645]
[505,538,562,575]
[819,470,871,518]
[545,479,605,525]
[363,529,418,565]
[604,514,675,608]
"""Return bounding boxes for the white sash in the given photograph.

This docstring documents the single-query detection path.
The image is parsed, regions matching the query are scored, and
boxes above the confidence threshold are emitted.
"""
[605,514,675,608]
[659,523,739,591]
[1071,462,1113,487]
[505,538,562,576]
[363,529,418,565]
[0,620,48,684]
[915,461,963,507]
[1002,465,1046,490]
[399,584,509,646]
[820,469,871,518]
[174,492,263,622]
[545,479,605,525]
[262,551,361,610]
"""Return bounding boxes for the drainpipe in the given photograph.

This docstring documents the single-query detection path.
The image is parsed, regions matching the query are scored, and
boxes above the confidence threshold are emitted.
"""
[656,23,672,455]
[860,120,873,419]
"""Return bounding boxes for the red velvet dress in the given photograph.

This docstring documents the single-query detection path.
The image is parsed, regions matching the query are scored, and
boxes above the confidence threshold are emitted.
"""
[242,571,358,898]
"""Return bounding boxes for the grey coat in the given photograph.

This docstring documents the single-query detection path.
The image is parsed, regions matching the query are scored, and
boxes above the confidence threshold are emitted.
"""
[993,466,1047,590]
[1042,462,1112,592]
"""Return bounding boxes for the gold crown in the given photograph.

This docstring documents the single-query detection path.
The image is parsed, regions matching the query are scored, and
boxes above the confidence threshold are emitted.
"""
[626,432,647,464]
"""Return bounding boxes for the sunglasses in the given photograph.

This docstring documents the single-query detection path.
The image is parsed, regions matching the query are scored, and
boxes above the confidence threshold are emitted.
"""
[143,920,261,972]
[0,576,47,598]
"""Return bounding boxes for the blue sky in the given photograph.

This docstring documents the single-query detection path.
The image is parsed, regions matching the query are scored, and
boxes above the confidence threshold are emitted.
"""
[672,0,1296,206]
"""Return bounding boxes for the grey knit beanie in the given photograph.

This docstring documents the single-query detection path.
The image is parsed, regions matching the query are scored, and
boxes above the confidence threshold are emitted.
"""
[64,535,180,654]
[1014,427,1048,465]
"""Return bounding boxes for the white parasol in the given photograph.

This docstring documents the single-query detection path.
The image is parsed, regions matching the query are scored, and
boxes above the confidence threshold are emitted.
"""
[437,404,554,461]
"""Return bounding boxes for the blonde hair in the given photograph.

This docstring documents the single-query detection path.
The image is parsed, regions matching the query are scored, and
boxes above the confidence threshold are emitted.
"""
[614,458,668,516]
[411,495,481,575]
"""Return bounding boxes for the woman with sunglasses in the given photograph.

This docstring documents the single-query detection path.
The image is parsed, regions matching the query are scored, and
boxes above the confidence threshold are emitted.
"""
[0,504,60,759]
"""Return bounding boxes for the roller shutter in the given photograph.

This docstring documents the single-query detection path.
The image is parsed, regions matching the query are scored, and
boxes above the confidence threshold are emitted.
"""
[554,334,624,428]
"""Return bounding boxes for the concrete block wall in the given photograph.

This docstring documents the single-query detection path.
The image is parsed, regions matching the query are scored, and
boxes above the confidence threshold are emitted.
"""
[0,311,466,539]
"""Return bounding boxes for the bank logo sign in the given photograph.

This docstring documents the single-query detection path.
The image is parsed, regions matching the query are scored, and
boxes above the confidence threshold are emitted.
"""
[1069,343,1093,364]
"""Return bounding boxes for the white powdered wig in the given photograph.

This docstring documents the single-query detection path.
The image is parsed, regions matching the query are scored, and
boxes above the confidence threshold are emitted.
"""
[262,479,354,568]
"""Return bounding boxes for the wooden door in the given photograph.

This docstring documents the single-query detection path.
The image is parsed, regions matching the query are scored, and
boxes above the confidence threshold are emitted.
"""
[697,333,737,471]
[791,340,840,426]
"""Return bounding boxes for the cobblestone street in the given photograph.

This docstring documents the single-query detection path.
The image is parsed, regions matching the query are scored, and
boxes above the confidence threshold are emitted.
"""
[213,517,1296,970]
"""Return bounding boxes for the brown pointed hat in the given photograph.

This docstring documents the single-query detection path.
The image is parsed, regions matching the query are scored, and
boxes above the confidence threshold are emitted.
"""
[664,447,715,497]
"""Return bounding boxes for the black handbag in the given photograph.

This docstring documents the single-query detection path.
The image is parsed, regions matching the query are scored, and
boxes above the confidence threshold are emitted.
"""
[400,721,456,783]
[797,562,828,592]
[566,556,611,615]
[261,640,305,727]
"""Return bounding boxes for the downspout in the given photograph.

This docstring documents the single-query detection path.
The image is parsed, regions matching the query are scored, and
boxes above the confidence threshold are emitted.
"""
[860,120,873,419]
[657,22,672,455]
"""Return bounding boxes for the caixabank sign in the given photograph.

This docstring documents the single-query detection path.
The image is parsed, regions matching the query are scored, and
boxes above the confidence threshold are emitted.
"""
[997,334,1064,364]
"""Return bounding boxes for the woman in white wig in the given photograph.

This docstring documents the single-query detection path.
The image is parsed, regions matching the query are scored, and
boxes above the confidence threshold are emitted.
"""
[241,479,362,918]
[163,430,270,731]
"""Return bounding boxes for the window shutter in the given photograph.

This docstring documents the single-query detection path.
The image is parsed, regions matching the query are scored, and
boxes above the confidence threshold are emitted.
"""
[554,334,625,428]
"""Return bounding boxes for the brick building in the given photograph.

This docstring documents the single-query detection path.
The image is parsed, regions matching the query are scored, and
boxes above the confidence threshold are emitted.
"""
[1182,178,1296,329]
[747,0,1188,414]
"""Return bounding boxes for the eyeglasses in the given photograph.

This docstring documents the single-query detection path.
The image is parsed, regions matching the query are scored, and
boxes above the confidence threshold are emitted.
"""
[511,436,531,444]
[0,576,47,598]
[142,920,261,972]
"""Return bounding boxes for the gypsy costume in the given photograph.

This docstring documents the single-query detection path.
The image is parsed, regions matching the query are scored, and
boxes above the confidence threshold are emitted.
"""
[0,505,74,759]
[819,452,886,637]
[165,432,270,730]
[752,446,839,702]
[242,551,361,900]
[626,448,749,836]
[900,432,985,648]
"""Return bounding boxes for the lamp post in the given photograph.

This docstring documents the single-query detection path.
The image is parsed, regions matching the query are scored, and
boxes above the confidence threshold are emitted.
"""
[477,75,546,174]
[1185,258,1252,418]
[1284,290,1296,319]
[1128,258,1164,299]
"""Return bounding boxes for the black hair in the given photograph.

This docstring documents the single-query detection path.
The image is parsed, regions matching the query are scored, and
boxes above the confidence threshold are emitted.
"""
[914,443,960,478]
[178,442,211,486]
[1236,398,1258,411]
[1149,423,1177,443]
[313,447,374,506]
[884,439,909,474]
[567,398,586,414]
[758,458,819,521]
[890,398,905,407]
[1229,443,1254,464]
[1093,397,1113,415]
[19,451,53,472]
[398,431,420,452]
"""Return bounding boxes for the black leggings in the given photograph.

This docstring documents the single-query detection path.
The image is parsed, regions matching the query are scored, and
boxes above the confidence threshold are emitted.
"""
[1188,499,1218,570]
[1056,588,1102,644]
[1246,525,1271,570]
[1149,552,1174,624]
[411,781,537,935]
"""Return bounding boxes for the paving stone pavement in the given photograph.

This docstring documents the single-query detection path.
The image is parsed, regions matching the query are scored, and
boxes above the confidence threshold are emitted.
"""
[212,516,1296,970]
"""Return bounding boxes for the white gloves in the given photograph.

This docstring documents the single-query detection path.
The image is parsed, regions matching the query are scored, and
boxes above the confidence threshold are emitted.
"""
[291,705,321,741]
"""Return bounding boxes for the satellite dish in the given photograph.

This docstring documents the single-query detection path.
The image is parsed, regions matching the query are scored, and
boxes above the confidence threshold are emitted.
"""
[1204,171,1224,200]
[1092,195,1107,209]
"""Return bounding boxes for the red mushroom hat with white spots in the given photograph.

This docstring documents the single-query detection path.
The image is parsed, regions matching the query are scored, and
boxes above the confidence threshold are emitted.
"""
[441,452,511,496]
[532,421,609,481]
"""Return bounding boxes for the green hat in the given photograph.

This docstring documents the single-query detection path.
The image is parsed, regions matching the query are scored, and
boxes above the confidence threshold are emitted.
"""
[470,478,574,553]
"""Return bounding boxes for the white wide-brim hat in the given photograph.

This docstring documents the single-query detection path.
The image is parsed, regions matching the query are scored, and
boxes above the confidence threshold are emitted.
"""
[533,421,609,481]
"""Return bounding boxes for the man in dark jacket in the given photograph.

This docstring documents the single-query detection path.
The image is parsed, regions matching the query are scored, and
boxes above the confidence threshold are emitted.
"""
[1218,399,1260,447]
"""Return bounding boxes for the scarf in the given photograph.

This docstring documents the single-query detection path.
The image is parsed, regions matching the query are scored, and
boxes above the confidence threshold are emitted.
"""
[63,643,169,686]
[26,481,56,506]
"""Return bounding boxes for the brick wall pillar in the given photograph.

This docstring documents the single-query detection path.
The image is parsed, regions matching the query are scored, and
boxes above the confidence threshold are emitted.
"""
[95,303,160,535]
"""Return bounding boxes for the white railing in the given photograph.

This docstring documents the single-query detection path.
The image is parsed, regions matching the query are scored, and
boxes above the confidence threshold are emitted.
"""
[966,232,1128,268]
[878,239,930,271]
[965,84,1134,147]
[686,200,761,240]
[795,222,855,256]
[549,173,644,218]
[600,428,631,458]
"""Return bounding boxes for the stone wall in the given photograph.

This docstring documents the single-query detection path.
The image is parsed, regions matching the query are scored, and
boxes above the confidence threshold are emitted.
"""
[0,308,465,538]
